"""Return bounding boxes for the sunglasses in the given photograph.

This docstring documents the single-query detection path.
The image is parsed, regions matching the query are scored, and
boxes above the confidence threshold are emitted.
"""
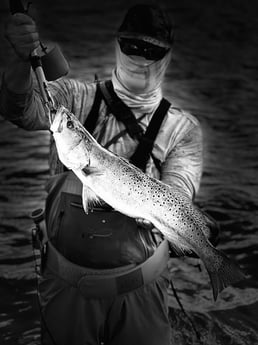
[118,38,170,61]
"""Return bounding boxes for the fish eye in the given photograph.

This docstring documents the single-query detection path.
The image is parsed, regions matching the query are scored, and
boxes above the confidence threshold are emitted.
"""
[67,120,74,129]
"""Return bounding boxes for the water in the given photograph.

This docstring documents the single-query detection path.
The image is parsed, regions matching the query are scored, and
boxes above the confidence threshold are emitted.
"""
[0,0,257,344]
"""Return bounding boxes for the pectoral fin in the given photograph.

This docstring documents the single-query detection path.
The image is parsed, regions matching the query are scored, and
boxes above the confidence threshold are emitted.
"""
[72,168,102,213]
[82,166,103,176]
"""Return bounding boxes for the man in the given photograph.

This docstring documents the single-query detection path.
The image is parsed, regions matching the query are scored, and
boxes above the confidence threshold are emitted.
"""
[0,4,217,345]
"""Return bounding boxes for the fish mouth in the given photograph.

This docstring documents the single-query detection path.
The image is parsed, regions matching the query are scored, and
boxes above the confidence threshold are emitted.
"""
[56,120,64,133]
[50,111,63,133]
[50,106,73,133]
[50,107,85,151]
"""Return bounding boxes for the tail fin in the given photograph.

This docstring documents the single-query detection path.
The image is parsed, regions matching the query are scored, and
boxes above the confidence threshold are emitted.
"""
[204,249,246,301]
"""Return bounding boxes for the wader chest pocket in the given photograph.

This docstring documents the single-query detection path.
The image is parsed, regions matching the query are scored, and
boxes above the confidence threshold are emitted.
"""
[55,192,156,268]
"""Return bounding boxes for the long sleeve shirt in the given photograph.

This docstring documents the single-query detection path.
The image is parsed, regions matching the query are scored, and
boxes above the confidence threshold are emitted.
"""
[0,76,203,199]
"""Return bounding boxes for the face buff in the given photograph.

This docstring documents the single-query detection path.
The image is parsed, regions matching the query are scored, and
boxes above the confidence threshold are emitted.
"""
[112,42,171,113]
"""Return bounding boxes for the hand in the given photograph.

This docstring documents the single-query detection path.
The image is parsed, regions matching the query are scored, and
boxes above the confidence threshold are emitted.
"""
[4,13,40,61]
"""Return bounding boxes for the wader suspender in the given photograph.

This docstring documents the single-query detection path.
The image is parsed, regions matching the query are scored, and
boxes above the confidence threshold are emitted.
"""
[99,80,144,140]
[87,80,171,172]
[84,82,103,133]
[130,98,171,171]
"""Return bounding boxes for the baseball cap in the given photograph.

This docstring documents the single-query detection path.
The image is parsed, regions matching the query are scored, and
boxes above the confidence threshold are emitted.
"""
[117,4,174,49]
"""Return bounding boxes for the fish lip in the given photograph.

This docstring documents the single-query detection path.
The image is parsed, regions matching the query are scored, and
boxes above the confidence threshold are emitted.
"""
[50,113,64,134]
[49,124,59,134]
[49,121,55,133]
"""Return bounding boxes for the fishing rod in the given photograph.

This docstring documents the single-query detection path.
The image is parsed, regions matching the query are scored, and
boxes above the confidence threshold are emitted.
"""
[8,3,69,344]
[30,52,56,124]
[9,0,69,125]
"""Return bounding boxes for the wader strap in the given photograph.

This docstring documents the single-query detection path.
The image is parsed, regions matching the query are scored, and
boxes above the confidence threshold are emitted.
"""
[99,80,171,172]
[83,82,102,134]
[44,240,169,298]
[130,98,171,171]
[99,80,144,140]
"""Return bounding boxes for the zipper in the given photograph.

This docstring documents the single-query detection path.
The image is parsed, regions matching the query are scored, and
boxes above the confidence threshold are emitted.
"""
[55,208,65,247]
[88,232,112,239]
[70,202,114,212]
[70,201,84,209]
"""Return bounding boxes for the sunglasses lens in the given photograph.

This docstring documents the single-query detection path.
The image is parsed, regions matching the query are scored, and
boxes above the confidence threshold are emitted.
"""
[118,38,169,61]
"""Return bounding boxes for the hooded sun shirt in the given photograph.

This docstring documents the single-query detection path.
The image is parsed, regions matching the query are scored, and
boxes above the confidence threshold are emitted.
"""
[112,42,171,115]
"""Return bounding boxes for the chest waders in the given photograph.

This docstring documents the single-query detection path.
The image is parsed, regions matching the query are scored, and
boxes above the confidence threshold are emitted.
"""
[30,78,220,343]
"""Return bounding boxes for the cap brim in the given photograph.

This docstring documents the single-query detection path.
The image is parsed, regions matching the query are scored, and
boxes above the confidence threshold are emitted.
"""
[117,31,171,49]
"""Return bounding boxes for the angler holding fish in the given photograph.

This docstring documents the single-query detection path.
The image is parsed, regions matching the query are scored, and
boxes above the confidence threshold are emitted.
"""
[51,105,244,302]
[0,2,244,345]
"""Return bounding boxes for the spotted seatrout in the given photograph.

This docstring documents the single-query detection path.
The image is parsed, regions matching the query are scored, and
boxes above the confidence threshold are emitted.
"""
[50,105,245,301]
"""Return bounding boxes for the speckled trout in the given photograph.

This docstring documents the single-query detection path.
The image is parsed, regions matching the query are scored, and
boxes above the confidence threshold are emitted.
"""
[50,105,245,301]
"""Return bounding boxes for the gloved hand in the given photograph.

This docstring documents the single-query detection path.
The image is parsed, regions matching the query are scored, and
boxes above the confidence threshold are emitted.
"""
[202,211,220,246]
[136,213,219,245]
[136,212,220,259]
[4,13,40,61]
[135,218,154,230]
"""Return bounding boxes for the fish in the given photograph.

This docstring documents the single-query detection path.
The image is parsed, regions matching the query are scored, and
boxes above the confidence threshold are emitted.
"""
[50,105,245,301]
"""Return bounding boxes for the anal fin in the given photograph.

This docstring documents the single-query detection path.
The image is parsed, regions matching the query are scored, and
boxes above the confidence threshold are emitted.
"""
[169,240,193,256]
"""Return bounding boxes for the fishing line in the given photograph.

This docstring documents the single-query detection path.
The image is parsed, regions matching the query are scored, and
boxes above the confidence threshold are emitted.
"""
[169,277,202,344]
